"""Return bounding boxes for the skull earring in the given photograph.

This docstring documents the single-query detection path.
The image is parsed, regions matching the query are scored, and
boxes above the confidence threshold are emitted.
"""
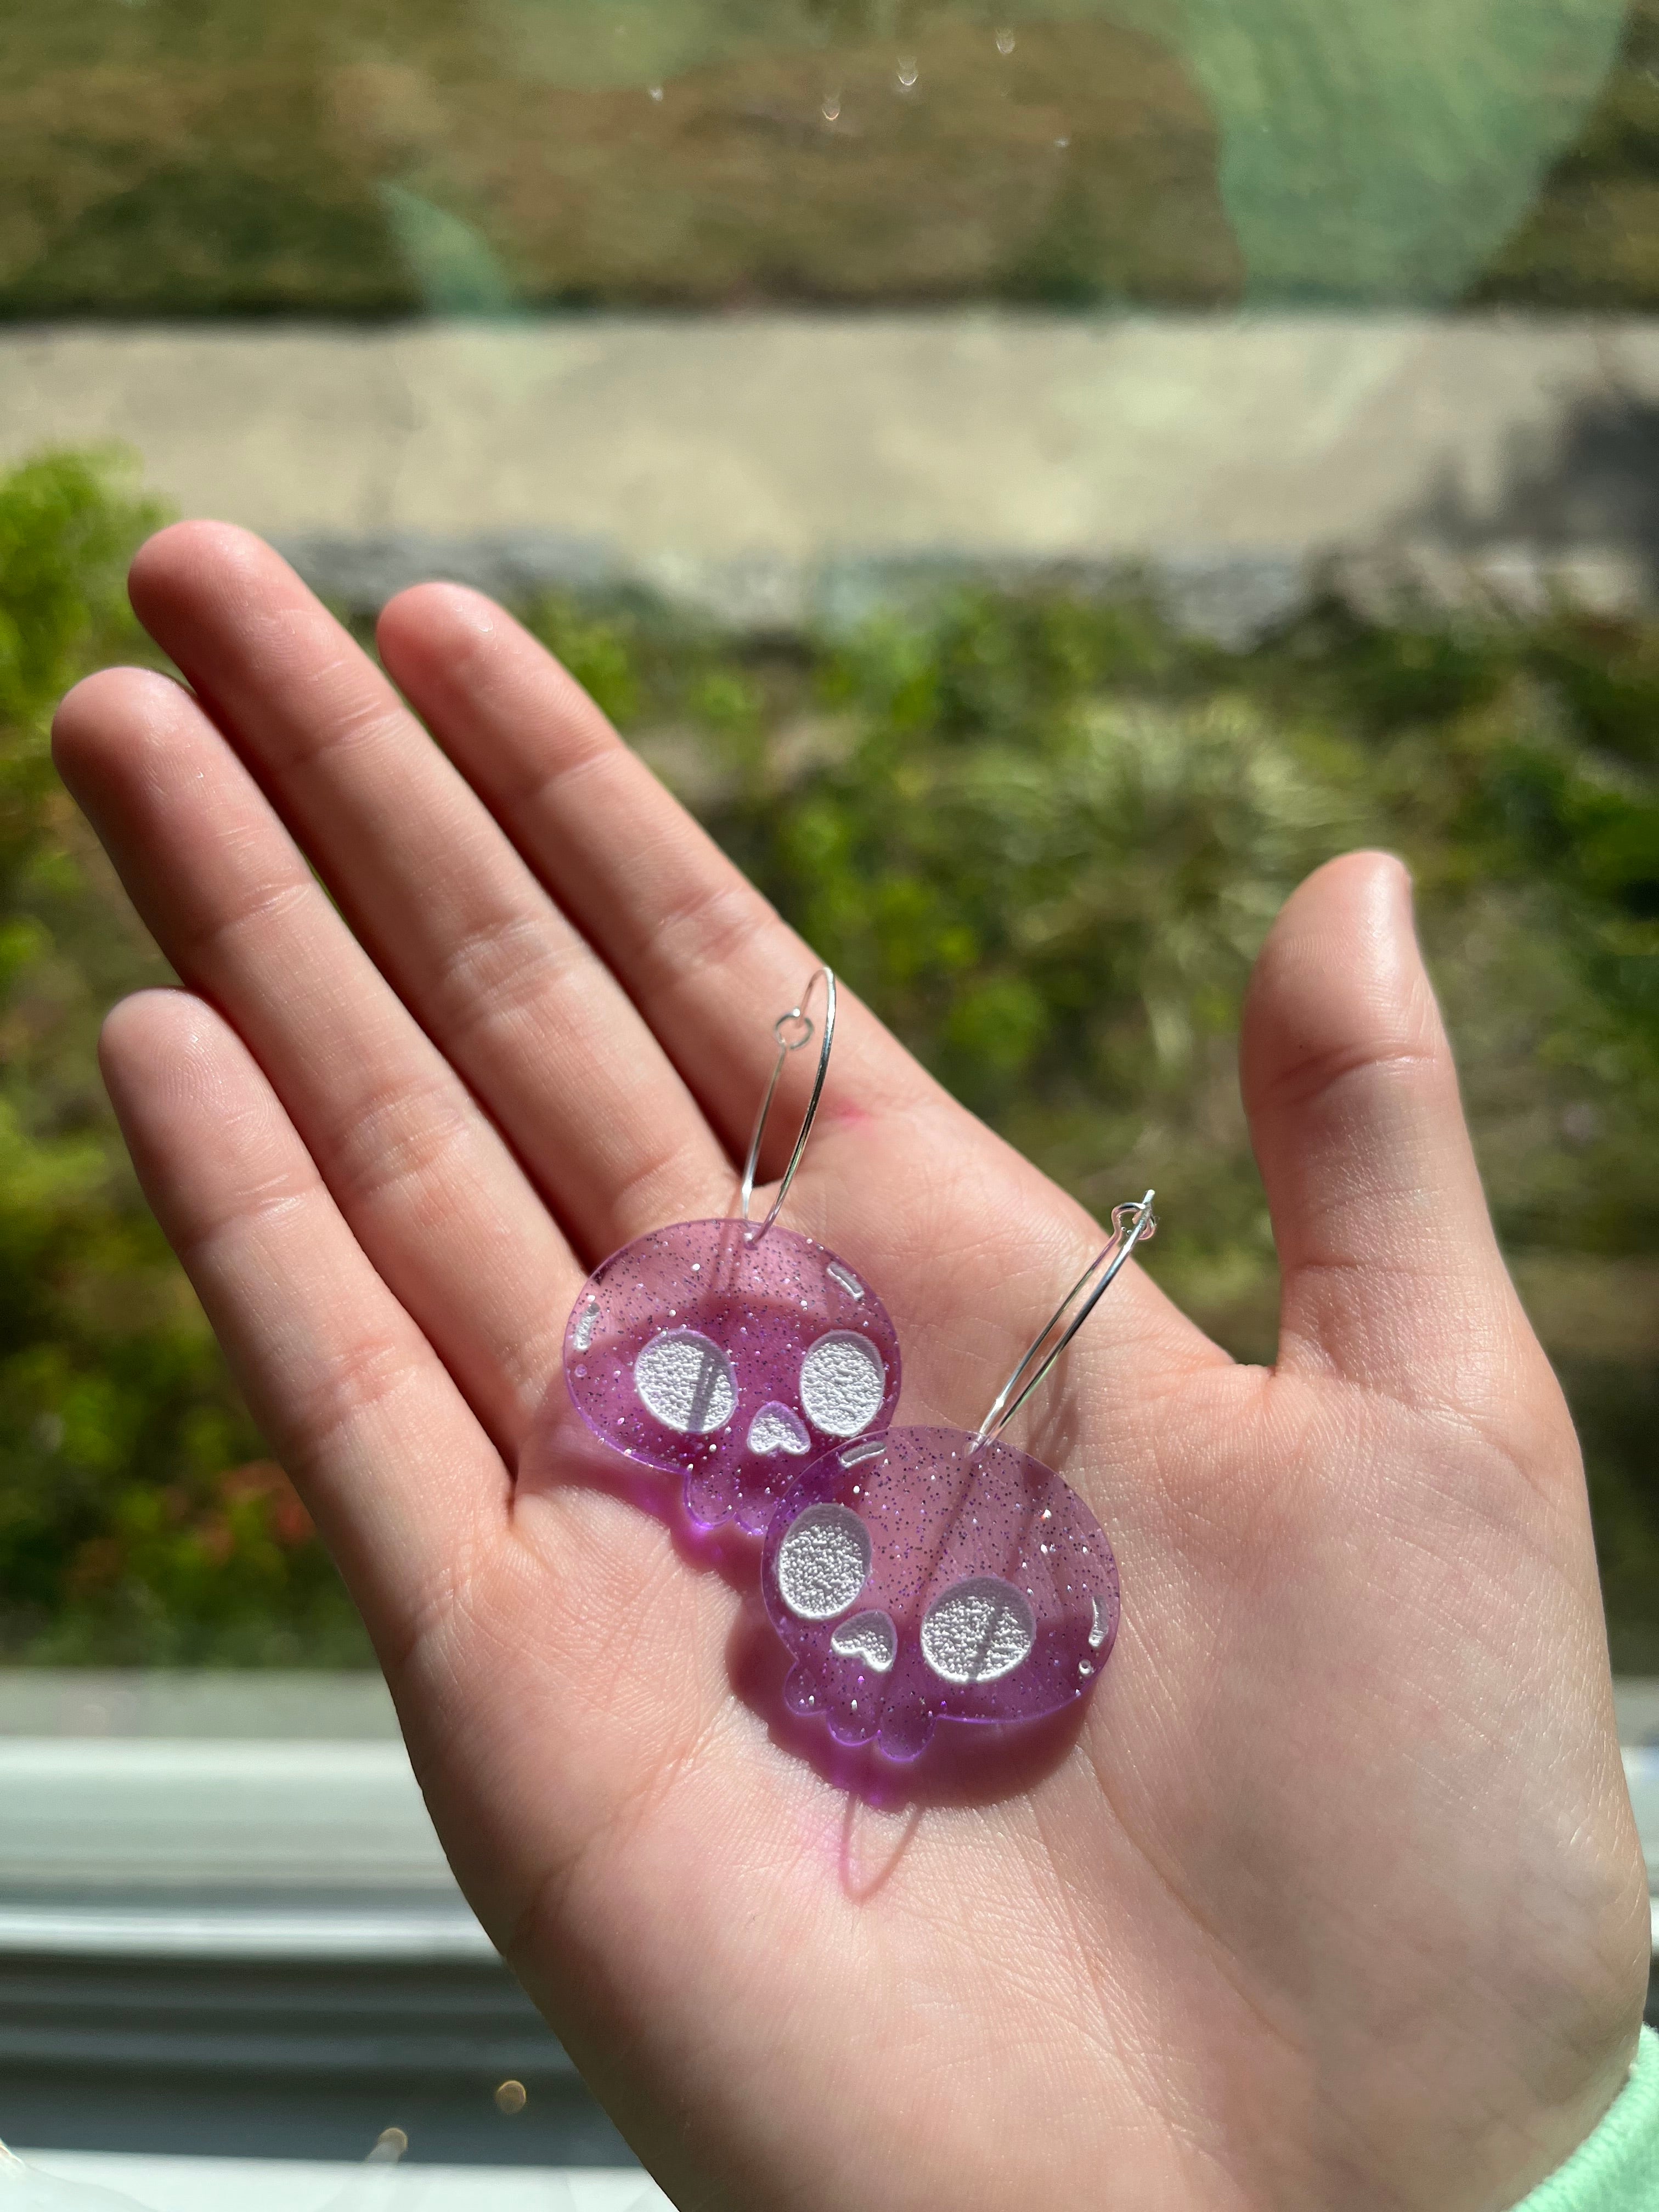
[761,1193,1156,1761]
[562,970,902,1535]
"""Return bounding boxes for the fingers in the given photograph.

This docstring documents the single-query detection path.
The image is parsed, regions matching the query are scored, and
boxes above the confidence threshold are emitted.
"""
[374,583,940,1167]
[377,584,1228,1414]
[123,523,730,1259]
[99,989,507,1646]
[1240,852,1534,1402]
[54,664,574,1455]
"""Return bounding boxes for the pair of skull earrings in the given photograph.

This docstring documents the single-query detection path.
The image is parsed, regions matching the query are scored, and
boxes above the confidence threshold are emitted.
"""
[562,971,1156,1762]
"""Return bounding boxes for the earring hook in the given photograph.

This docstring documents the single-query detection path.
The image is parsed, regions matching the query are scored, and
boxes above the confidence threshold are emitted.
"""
[738,968,837,1241]
[974,1192,1158,1448]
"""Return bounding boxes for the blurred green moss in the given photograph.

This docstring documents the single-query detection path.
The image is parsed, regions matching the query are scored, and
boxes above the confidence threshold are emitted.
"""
[0,452,369,1664]
[5,449,1658,1666]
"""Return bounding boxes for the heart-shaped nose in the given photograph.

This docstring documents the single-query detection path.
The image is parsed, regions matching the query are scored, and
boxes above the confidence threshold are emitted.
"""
[747,1401,811,1457]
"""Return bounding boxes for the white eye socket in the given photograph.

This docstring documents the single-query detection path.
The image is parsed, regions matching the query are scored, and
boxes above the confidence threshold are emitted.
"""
[921,1577,1035,1684]
[830,1609,897,1673]
[798,1331,887,1437]
[633,1328,737,1435]
[775,1502,872,1621]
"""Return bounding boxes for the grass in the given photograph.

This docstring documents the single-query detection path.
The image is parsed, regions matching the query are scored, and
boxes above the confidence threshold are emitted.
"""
[0,1,1238,315]
[0,0,1654,312]
[3,448,1657,1665]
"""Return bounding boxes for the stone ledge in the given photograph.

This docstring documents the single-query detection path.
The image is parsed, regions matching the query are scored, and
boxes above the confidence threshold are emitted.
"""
[5,316,1659,640]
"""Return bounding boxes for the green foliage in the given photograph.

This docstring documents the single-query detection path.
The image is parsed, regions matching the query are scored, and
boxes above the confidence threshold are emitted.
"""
[521,595,642,729]
[4,449,1657,1665]
[0,450,368,1664]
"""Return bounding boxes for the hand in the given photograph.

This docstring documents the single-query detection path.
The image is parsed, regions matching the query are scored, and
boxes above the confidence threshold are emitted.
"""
[55,525,1648,2212]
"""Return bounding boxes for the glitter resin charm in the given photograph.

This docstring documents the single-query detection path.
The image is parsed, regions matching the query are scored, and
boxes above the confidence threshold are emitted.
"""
[763,1425,1118,1761]
[564,1217,901,1534]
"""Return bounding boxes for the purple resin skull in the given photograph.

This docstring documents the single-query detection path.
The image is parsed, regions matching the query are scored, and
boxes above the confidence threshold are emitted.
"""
[563,1218,901,1533]
[762,1425,1118,1760]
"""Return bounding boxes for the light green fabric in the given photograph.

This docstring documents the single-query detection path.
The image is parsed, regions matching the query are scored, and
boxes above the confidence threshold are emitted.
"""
[1512,2026,1659,2211]
[1174,0,1625,302]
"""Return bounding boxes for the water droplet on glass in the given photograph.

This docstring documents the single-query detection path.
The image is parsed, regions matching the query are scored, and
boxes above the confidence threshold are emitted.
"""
[896,55,918,88]
[822,91,841,122]
[995,27,1015,53]
[648,83,664,102]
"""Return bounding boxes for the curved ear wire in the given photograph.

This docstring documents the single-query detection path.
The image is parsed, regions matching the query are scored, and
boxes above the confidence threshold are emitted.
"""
[973,1193,1157,1448]
[739,968,837,1241]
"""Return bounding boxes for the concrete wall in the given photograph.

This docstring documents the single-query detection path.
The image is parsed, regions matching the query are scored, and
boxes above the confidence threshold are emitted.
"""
[7,315,1659,634]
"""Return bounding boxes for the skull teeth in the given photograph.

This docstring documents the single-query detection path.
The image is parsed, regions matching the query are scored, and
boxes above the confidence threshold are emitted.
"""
[830,1609,897,1673]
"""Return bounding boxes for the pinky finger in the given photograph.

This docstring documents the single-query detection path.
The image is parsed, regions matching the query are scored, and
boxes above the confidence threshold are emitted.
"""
[100,988,509,1660]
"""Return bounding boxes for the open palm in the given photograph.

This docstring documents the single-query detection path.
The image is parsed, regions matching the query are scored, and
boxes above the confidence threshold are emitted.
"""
[55,527,1647,2212]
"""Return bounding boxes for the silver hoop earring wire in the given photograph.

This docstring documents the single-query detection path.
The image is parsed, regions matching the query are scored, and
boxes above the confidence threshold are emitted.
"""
[738,968,837,1242]
[974,1192,1158,1448]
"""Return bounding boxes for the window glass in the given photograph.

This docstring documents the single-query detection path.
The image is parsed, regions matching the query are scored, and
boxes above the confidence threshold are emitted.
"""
[1,0,1656,2190]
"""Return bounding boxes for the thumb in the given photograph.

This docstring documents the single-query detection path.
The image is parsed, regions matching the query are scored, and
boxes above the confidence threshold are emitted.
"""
[1240,851,1537,1409]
